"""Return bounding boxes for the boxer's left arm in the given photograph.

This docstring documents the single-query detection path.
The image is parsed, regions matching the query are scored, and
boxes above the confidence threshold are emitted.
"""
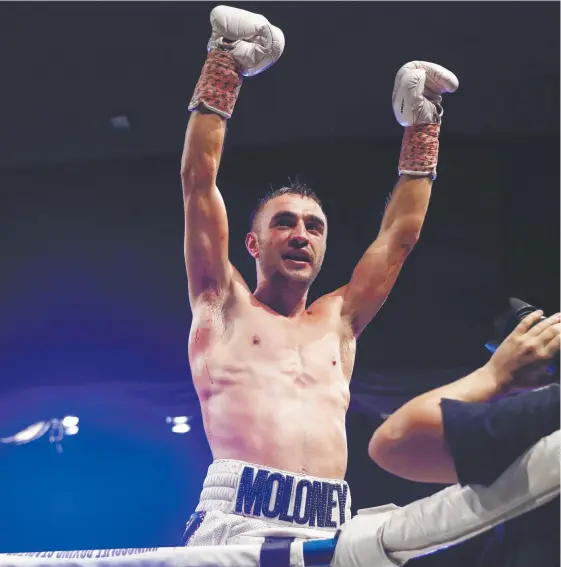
[341,62,458,337]
[341,174,432,337]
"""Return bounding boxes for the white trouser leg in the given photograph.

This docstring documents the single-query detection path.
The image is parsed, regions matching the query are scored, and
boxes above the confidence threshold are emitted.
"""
[333,430,560,567]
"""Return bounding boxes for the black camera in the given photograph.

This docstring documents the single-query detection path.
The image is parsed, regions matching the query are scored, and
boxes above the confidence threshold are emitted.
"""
[485,298,545,353]
[485,297,558,379]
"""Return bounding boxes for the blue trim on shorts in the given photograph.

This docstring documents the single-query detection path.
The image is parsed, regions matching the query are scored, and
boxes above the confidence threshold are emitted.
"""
[181,511,206,546]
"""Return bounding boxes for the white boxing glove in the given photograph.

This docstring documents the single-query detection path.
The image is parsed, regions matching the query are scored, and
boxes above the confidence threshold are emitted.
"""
[392,61,459,179]
[393,61,458,127]
[189,6,285,119]
[208,5,285,77]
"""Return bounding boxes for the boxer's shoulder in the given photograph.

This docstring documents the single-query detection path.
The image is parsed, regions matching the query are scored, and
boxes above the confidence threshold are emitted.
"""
[310,288,356,334]
[311,288,346,310]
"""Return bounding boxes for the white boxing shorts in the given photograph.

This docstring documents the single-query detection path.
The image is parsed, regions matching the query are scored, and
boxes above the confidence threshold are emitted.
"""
[182,460,352,546]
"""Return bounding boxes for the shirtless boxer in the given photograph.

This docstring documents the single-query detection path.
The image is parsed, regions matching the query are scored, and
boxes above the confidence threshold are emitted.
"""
[180,5,458,546]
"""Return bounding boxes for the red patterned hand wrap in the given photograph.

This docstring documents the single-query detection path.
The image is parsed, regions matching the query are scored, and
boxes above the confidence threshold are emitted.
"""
[188,49,243,119]
[398,123,441,180]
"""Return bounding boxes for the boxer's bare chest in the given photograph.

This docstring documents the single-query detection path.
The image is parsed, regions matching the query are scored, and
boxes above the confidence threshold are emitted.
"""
[188,291,356,393]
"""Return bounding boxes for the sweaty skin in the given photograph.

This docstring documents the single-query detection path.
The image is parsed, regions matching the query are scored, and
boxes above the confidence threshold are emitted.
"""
[182,107,431,481]
[189,283,355,480]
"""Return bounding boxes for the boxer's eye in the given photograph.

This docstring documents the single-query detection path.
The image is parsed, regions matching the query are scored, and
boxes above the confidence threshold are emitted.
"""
[273,214,296,228]
[306,222,324,235]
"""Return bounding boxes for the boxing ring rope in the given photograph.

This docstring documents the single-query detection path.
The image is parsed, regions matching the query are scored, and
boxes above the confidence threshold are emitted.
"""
[0,544,314,567]
[1,431,558,567]
[0,541,338,567]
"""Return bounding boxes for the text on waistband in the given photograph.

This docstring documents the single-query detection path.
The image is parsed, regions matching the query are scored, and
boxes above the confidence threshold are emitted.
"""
[235,466,348,527]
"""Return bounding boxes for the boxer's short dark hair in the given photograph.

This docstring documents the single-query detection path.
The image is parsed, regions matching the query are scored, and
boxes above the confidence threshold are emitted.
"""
[250,179,324,231]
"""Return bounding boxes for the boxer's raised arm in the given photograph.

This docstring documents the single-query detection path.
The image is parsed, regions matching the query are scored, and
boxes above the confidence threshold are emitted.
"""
[341,175,432,336]
[181,6,285,305]
[182,110,230,303]
[341,62,458,337]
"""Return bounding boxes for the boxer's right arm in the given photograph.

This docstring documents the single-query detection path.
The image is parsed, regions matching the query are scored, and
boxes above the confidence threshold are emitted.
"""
[181,110,231,303]
[181,6,284,304]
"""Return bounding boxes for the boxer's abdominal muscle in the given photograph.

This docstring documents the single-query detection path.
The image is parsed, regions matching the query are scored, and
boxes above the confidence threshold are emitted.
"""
[189,295,355,480]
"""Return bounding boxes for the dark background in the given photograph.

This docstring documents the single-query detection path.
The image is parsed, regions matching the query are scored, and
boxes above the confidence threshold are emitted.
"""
[0,2,558,565]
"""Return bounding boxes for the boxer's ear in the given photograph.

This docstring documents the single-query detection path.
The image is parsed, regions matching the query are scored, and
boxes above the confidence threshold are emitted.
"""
[246,232,259,259]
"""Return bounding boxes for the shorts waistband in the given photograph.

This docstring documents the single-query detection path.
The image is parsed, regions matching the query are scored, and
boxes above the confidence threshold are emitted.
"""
[195,459,351,530]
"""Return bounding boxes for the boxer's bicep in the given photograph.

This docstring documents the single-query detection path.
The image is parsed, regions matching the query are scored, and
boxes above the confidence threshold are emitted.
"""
[341,232,412,336]
[184,184,233,303]
[182,111,232,303]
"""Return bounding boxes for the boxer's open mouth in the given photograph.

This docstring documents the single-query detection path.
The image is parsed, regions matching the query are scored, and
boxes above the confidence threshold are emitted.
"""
[283,251,311,263]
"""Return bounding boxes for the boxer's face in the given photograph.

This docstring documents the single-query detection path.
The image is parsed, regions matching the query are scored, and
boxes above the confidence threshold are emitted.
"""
[247,195,327,286]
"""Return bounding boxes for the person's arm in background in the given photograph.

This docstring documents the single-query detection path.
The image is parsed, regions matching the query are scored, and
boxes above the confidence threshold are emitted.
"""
[369,310,560,484]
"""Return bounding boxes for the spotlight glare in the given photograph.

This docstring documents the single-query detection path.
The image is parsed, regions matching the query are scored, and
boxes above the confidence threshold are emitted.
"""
[171,423,191,434]
[172,416,188,424]
[110,115,130,129]
[65,425,79,436]
[62,416,79,428]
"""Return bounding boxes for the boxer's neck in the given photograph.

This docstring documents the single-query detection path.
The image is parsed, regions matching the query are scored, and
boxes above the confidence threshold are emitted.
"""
[253,279,309,318]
